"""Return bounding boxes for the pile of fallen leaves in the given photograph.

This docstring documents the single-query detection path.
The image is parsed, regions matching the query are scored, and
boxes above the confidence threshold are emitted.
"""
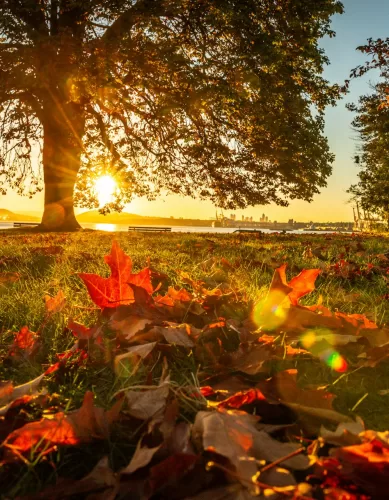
[2,240,389,498]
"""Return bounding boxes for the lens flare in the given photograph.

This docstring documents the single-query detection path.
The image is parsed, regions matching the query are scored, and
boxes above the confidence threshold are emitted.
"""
[327,351,348,372]
[252,290,289,331]
[300,329,348,373]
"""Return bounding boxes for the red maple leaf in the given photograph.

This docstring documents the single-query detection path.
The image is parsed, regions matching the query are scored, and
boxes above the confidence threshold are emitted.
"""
[78,241,153,308]
[9,326,38,357]
[271,264,321,305]
[2,391,122,461]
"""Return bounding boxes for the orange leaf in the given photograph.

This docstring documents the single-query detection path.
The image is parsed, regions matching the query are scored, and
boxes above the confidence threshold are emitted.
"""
[288,269,321,305]
[44,290,66,315]
[9,326,38,357]
[78,241,153,308]
[3,391,122,461]
[269,265,320,305]
[217,388,266,409]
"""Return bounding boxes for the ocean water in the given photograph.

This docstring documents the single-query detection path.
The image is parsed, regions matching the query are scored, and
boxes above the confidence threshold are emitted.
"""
[0,221,351,234]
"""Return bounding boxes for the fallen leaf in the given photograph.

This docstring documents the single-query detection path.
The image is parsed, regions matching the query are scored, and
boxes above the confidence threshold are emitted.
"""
[115,342,157,376]
[0,373,46,415]
[125,384,170,421]
[109,315,152,341]
[44,289,66,315]
[29,456,119,499]
[9,326,38,357]
[149,453,198,494]
[332,437,389,497]
[152,324,195,347]
[320,420,365,447]
[121,440,161,475]
[79,240,153,308]
[3,391,122,460]
[192,408,259,485]
[252,431,309,470]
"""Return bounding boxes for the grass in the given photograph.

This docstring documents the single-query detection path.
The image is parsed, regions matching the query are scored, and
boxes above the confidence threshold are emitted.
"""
[0,229,389,496]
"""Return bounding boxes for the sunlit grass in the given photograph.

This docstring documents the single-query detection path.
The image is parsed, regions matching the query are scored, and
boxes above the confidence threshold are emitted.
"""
[1,229,389,495]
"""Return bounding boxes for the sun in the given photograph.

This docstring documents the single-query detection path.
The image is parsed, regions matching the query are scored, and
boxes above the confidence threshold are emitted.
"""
[95,175,117,207]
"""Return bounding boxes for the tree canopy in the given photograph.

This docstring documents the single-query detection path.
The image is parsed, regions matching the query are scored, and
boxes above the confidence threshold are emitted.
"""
[348,85,389,225]
[0,0,343,230]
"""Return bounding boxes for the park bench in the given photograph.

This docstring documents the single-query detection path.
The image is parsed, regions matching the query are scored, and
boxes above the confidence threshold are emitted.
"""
[233,229,263,234]
[13,222,39,227]
[128,226,172,232]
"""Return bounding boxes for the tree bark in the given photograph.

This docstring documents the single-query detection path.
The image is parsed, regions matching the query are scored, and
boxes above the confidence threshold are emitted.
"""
[39,96,85,231]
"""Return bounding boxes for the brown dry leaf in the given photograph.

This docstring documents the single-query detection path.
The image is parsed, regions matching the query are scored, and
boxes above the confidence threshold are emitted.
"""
[149,453,198,495]
[254,369,352,433]
[224,343,274,375]
[357,345,389,367]
[121,440,161,475]
[192,408,259,485]
[44,289,66,315]
[114,342,157,377]
[152,324,195,347]
[258,370,335,410]
[320,420,364,447]
[0,373,46,415]
[125,383,170,421]
[30,456,119,499]
[252,431,309,470]
[109,315,153,341]
[286,402,353,431]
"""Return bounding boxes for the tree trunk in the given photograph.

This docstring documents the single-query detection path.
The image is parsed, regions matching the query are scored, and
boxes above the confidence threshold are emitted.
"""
[39,97,85,231]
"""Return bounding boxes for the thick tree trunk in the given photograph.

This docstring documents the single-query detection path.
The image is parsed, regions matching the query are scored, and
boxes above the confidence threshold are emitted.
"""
[39,97,85,231]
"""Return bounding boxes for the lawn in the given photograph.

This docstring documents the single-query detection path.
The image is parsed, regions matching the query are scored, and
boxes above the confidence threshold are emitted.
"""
[0,229,389,498]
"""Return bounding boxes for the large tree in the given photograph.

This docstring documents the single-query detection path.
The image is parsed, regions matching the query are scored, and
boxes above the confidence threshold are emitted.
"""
[0,0,343,231]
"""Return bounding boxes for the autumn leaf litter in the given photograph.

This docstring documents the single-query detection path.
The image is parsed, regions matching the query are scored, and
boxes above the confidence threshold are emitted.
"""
[0,233,389,498]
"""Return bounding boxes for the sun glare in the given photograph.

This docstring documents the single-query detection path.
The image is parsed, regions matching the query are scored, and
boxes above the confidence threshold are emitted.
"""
[95,175,117,207]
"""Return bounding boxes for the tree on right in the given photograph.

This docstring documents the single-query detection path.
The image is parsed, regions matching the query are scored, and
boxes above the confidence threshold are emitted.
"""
[348,39,389,227]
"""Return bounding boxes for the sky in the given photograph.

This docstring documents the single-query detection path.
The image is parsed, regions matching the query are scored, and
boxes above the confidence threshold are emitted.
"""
[2,0,389,222]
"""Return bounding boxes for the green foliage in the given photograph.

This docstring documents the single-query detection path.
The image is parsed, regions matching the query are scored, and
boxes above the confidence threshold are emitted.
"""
[0,0,343,214]
[347,84,389,225]
[347,37,389,225]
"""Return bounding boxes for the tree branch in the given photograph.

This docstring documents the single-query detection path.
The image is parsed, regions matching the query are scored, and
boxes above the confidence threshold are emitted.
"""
[5,0,49,38]
[87,105,121,162]
[0,91,44,121]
